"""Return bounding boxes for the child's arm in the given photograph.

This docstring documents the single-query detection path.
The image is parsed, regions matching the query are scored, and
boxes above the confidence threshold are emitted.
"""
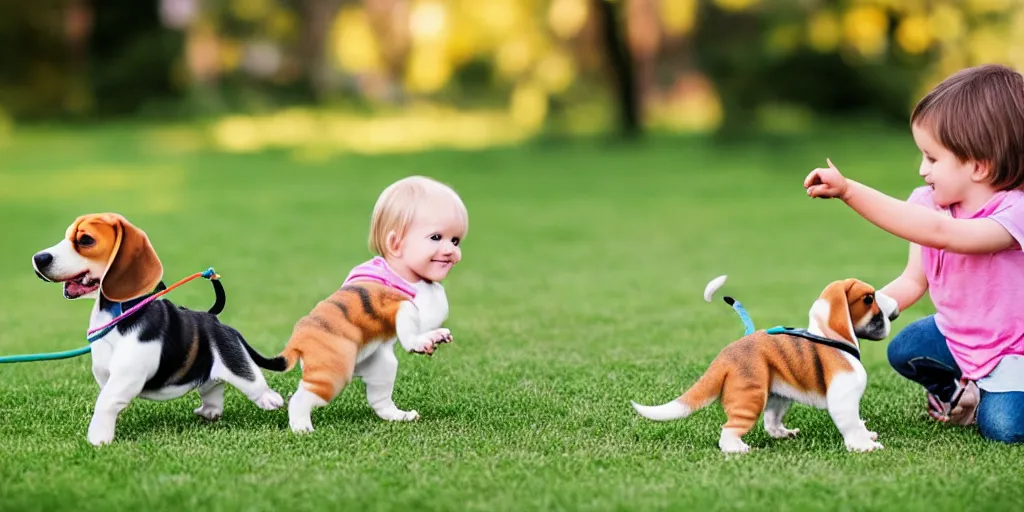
[879,242,928,313]
[804,160,1017,254]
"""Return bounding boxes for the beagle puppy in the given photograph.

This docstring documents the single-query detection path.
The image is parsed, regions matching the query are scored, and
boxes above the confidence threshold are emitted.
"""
[631,279,899,454]
[31,213,285,446]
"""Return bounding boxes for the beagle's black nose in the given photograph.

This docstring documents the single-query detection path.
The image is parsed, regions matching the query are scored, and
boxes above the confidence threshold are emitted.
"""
[33,252,53,270]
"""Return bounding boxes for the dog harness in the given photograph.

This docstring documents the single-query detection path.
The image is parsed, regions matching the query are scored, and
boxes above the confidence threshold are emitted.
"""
[724,296,861,360]
[343,256,418,298]
[87,285,167,342]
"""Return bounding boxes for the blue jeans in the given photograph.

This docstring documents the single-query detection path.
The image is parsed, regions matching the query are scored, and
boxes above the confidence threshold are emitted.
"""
[887,315,1024,444]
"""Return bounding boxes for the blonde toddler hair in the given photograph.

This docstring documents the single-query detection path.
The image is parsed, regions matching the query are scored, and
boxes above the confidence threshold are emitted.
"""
[369,176,469,256]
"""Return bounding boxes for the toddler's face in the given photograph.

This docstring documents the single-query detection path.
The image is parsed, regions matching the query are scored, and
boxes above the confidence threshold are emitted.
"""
[912,123,979,208]
[395,201,465,283]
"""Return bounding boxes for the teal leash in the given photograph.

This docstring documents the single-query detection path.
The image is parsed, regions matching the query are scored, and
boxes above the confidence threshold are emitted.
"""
[0,345,93,363]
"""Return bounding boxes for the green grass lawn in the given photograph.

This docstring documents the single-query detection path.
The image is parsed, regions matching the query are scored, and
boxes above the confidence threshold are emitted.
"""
[1,124,1021,511]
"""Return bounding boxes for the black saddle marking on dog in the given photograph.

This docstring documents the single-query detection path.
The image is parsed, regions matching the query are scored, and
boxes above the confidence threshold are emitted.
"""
[341,285,384,323]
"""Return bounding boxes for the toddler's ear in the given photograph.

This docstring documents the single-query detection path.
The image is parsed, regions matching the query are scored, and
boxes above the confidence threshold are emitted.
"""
[386,231,403,257]
[971,160,993,182]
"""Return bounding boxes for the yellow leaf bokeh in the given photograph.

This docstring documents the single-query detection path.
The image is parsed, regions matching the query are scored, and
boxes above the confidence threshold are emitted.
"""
[807,10,841,53]
[896,15,933,54]
[548,0,589,40]
[842,5,889,58]
[966,0,1014,14]
[660,0,698,36]
[534,50,576,94]
[332,7,382,73]
[405,44,453,93]
[496,36,537,80]
[510,82,548,130]
[929,4,966,44]
[713,0,759,12]
[409,0,448,43]
[968,29,1009,65]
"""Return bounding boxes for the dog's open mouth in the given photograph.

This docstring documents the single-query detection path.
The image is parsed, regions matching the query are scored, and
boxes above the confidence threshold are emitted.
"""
[61,272,100,299]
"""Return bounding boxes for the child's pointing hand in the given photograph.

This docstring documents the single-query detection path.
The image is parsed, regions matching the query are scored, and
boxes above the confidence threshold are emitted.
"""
[804,158,850,200]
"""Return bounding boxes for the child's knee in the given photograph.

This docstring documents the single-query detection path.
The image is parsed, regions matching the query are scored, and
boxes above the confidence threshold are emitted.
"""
[979,418,1024,444]
[886,316,939,371]
[886,331,914,371]
[978,394,1024,444]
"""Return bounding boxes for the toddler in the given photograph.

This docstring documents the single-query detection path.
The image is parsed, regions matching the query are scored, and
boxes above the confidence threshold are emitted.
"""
[280,175,467,432]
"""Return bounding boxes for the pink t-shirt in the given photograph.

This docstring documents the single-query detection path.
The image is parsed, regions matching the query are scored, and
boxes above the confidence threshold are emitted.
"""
[907,186,1024,380]
[343,256,417,298]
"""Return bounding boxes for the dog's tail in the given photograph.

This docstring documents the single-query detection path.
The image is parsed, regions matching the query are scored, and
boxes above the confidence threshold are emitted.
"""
[631,359,728,421]
[249,347,300,373]
[705,274,757,336]
[208,279,226,315]
[238,338,299,373]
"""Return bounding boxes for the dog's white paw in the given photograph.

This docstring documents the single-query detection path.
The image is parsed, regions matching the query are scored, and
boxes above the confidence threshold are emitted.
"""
[766,426,800,439]
[719,435,751,454]
[376,408,420,422]
[290,417,315,434]
[254,391,284,410]
[857,420,878,441]
[194,404,223,421]
[845,434,884,452]
[87,426,115,447]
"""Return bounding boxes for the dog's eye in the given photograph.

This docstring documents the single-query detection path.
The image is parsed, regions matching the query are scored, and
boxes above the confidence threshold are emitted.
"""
[863,295,874,306]
[78,235,95,247]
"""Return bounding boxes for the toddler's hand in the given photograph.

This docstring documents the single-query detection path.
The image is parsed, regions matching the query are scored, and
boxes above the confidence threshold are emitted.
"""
[804,158,849,199]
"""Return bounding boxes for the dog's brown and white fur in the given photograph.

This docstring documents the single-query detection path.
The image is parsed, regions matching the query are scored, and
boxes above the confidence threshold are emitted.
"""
[631,279,899,454]
[32,213,284,446]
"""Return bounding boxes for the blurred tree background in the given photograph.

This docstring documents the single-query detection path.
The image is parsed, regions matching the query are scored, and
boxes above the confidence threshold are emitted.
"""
[1,0,1023,149]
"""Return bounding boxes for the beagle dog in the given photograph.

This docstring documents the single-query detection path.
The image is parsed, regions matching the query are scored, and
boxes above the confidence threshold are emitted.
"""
[31,213,285,446]
[631,279,899,454]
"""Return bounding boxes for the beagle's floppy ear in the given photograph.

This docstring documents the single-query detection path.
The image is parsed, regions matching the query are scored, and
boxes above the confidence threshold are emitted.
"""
[810,279,857,345]
[100,214,163,302]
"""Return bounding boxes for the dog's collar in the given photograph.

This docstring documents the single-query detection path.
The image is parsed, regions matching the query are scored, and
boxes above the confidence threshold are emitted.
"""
[765,326,861,360]
[91,281,166,340]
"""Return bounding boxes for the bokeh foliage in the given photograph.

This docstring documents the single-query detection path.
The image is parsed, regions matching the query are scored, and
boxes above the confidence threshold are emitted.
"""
[1,0,1023,137]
